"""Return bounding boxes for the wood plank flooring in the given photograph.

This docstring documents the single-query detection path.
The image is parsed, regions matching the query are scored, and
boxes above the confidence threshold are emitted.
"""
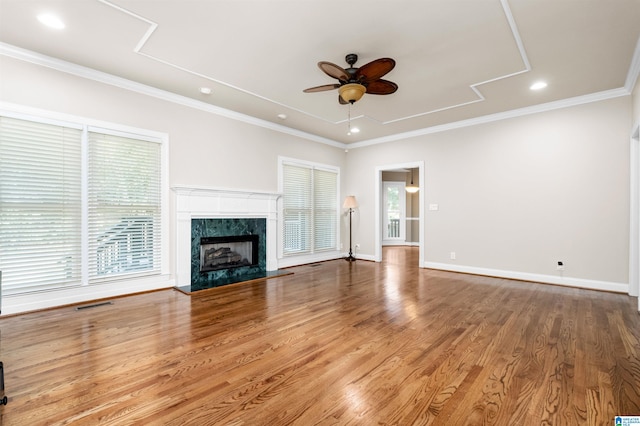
[0,247,639,425]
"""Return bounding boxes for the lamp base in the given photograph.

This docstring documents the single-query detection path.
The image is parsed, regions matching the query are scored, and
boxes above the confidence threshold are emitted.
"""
[345,250,356,262]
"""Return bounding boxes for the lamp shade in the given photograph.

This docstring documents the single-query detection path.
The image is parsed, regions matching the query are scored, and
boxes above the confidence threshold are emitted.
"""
[343,195,358,209]
[339,83,366,104]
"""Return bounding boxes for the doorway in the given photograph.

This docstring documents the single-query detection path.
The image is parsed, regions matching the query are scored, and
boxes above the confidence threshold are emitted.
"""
[375,161,424,267]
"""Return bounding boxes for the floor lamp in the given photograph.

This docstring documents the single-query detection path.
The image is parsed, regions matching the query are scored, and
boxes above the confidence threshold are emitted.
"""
[343,195,358,262]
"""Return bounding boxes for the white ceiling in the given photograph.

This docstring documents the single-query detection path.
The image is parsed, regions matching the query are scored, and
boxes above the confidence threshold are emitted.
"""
[1,0,639,146]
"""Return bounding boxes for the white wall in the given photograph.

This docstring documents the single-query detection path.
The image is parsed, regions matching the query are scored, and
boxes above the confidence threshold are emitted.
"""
[346,96,632,291]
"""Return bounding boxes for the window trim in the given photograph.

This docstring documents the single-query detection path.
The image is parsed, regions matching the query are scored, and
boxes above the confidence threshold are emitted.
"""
[0,102,171,314]
[277,156,341,268]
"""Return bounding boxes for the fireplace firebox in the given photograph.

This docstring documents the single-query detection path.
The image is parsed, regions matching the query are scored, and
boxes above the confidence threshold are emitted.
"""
[199,235,259,273]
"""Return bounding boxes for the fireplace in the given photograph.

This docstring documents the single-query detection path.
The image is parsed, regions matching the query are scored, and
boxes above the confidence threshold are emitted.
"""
[199,234,259,273]
[172,186,282,292]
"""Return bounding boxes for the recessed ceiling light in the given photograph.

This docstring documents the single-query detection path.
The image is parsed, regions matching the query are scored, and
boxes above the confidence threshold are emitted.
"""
[37,13,65,30]
[530,81,548,91]
[277,113,287,120]
[199,87,212,95]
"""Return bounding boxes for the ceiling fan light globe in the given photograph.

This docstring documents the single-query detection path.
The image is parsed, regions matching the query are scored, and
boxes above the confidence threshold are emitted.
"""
[339,83,366,104]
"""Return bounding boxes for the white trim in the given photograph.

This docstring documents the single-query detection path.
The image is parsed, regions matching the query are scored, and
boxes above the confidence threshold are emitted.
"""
[425,262,628,294]
[277,156,341,266]
[278,156,340,173]
[172,186,281,288]
[630,124,639,297]
[278,251,342,269]
[2,275,172,316]
[354,253,376,262]
[630,124,640,314]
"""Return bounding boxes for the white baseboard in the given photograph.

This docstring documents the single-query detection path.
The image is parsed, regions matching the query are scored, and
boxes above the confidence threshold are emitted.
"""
[424,262,629,293]
[278,251,343,268]
[354,253,376,262]
[2,274,174,316]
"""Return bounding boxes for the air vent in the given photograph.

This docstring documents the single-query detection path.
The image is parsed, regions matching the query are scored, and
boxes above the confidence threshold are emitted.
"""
[75,301,113,311]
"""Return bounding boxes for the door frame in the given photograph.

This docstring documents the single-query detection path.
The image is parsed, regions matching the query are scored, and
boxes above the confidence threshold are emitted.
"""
[629,122,640,312]
[375,161,424,266]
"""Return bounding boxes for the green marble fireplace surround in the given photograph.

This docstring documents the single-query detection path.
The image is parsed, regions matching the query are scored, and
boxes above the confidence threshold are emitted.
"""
[172,186,286,294]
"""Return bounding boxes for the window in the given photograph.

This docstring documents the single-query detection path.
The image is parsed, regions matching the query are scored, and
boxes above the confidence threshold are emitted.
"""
[0,115,163,295]
[383,181,406,241]
[281,159,339,256]
[87,131,161,281]
[0,117,83,294]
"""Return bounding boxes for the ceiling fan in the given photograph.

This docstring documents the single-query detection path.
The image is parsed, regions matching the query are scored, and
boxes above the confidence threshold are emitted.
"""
[303,53,398,104]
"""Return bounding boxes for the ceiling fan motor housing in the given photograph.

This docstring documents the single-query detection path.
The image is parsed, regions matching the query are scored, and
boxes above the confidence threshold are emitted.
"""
[345,53,358,66]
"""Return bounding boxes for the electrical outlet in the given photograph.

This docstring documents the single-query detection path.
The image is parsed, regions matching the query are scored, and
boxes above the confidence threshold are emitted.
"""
[450,252,456,260]
[355,243,361,249]
[557,261,564,271]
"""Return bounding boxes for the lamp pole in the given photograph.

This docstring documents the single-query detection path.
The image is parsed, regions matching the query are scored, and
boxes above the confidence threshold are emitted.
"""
[343,195,358,262]
[346,206,356,262]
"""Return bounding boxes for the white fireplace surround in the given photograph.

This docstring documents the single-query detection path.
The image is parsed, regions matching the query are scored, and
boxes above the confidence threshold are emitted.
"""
[172,186,280,288]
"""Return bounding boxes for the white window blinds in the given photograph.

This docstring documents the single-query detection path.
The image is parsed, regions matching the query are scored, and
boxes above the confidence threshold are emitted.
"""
[313,168,337,251]
[283,164,312,254]
[0,115,163,295]
[87,131,161,282]
[282,161,338,256]
[0,116,83,294]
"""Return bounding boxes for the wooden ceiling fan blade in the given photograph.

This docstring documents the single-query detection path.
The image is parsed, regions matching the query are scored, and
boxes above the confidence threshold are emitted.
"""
[365,79,398,95]
[356,58,395,83]
[318,61,349,82]
[303,84,341,93]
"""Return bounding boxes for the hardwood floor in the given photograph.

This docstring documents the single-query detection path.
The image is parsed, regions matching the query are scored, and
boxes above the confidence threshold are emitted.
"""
[0,247,639,425]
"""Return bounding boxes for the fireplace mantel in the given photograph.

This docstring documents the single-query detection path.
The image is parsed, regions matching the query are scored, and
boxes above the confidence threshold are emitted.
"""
[172,186,281,288]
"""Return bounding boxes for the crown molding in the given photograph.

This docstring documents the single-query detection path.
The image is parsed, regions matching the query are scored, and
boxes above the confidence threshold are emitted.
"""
[347,87,631,149]
[1,42,635,152]
[0,42,344,150]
